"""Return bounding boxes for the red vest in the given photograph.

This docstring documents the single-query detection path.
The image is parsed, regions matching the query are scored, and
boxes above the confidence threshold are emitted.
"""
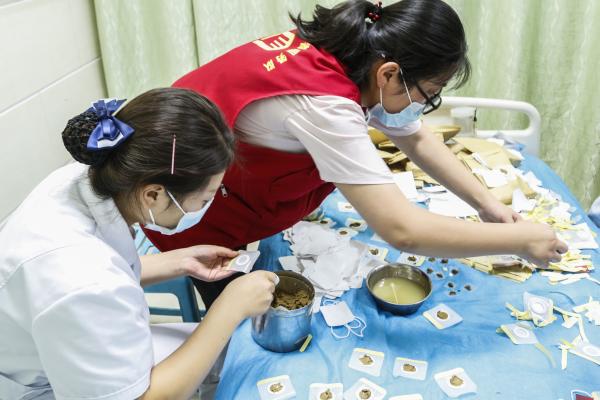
[142,31,361,251]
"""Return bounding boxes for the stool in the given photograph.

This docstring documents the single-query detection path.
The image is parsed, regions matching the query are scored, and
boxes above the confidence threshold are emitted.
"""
[135,227,205,323]
[145,276,204,322]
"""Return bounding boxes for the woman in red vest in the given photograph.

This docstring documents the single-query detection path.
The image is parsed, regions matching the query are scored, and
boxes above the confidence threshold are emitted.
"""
[143,0,566,308]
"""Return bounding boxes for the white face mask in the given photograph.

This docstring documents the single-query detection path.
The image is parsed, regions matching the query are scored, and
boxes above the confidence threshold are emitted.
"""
[145,191,213,236]
[321,300,367,339]
[331,316,367,339]
[366,68,425,129]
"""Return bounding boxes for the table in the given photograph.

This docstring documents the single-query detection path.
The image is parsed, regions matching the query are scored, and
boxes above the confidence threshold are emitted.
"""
[215,154,600,399]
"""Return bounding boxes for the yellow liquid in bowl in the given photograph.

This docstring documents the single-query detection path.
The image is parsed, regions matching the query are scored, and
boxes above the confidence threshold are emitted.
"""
[371,277,427,304]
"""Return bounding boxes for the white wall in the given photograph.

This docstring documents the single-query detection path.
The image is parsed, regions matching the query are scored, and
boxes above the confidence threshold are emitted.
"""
[0,0,106,220]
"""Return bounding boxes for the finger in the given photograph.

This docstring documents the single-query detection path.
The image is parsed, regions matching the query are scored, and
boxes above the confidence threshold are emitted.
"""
[550,254,562,263]
[207,257,234,272]
[264,271,279,286]
[204,265,218,282]
[208,268,236,282]
[549,249,563,263]
[512,212,523,222]
[207,258,220,270]
[264,292,274,307]
[209,257,228,270]
[207,262,230,281]
[556,240,569,254]
[191,267,233,282]
[212,246,239,258]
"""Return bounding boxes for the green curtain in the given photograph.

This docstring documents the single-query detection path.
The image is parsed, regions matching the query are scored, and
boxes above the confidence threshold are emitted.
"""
[94,0,600,208]
[94,0,339,96]
[445,0,600,209]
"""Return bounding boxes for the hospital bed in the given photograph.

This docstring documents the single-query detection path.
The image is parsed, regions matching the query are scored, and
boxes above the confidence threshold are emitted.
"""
[212,97,600,399]
[425,96,542,155]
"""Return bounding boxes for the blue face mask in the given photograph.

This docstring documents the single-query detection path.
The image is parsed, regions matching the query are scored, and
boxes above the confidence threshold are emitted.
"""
[145,191,213,236]
[367,70,425,129]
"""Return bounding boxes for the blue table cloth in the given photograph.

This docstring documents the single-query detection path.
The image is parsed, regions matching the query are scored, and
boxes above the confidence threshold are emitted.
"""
[215,154,600,400]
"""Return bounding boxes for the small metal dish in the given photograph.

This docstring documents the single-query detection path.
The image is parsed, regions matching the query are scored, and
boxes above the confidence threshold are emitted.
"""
[366,263,432,315]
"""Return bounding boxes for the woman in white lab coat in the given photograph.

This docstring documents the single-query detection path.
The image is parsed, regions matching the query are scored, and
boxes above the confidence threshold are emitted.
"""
[0,88,277,400]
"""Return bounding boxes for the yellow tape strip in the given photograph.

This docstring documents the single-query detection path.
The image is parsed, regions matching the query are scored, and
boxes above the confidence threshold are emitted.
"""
[534,315,557,327]
[299,334,312,353]
[560,339,575,349]
[561,347,568,370]
[534,342,556,368]
[257,375,288,386]
[354,348,384,357]
[506,303,530,320]
[498,325,518,343]
[423,312,444,329]
[573,305,587,313]
[577,317,589,343]
[395,356,425,364]
[553,306,578,318]
[516,322,533,330]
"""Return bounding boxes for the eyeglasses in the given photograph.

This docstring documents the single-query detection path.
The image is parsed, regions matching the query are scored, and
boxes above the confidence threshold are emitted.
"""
[398,65,443,114]
[414,82,442,115]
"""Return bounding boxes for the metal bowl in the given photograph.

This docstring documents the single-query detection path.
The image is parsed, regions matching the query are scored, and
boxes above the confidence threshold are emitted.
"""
[251,271,315,352]
[366,263,432,315]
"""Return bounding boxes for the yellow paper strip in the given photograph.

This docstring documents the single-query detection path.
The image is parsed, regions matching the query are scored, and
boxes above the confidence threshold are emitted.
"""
[577,317,589,343]
[553,306,578,318]
[506,303,530,319]
[257,375,288,385]
[561,347,568,370]
[423,312,444,329]
[534,343,556,368]
[560,339,574,349]
[354,348,385,357]
[299,334,313,353]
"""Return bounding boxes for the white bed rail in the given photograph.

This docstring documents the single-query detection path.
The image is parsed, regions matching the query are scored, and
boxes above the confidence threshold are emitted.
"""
[424,96,542,156]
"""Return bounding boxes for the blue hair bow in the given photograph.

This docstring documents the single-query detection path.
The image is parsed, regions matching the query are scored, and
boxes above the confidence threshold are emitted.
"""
[86,99,135,151]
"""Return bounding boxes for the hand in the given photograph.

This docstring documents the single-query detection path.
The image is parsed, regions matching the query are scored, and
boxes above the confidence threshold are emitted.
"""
[478,199,522,223]
[517,221,568,267]
[219,271,278,319]
[177,245,239,282]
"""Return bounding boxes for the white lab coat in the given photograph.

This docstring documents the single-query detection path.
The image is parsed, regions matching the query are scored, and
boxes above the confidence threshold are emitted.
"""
[0,163,192,400]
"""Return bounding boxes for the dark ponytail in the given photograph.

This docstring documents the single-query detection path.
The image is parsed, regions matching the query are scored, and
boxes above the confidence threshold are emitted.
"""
[62,88,235,202]
[291,0,470,90]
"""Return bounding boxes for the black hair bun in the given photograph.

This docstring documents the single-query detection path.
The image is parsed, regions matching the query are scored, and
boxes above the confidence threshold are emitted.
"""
[62,110,112,166]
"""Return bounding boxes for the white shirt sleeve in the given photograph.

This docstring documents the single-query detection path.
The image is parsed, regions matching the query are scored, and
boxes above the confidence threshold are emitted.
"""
[31,278,153,400]
[284,96,396,184]
[239,95,395,185]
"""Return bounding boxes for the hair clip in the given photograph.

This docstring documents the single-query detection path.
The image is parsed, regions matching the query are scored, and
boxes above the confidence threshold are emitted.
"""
[170,134,177,175]
[367,1,383,22]
[86,99,134,151]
